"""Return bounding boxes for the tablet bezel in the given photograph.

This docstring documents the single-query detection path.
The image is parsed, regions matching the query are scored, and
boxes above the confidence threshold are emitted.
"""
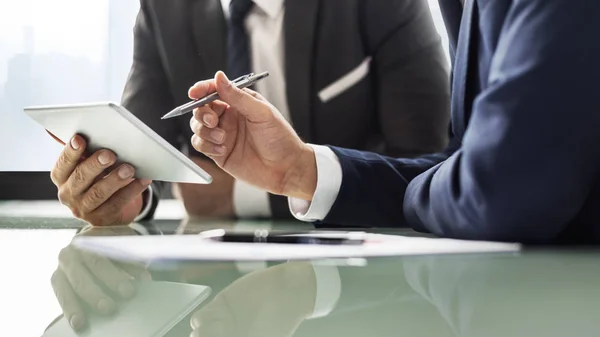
[24,102,212,184]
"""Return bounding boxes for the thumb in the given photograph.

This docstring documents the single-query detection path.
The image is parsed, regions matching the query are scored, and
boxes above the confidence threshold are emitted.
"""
[215,71,270,122]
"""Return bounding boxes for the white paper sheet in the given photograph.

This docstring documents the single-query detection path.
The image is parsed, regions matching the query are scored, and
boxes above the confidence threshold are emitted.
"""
[73,233,521,262]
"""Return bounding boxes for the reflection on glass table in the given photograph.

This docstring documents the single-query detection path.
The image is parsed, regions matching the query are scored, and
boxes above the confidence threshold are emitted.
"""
[2,214,600,336]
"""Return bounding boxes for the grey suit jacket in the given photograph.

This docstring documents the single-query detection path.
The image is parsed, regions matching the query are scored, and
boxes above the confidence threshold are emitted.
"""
[122,0,450,219]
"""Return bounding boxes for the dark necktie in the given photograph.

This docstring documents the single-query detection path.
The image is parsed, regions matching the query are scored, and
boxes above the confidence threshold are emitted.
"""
[227,0,254,78]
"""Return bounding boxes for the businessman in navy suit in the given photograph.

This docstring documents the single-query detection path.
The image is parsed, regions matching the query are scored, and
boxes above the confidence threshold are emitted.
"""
[188,0,600,244]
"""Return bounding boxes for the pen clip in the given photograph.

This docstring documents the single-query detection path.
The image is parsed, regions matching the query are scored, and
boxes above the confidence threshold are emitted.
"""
[232,73,253,84]
[234,71,269,89]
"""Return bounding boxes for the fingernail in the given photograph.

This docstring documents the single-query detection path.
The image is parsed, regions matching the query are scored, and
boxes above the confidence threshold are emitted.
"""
[211,130,224,142]
[70,315,84,330]
[98,152,113,166]
[220,72,230,85]
[140,179,152,186]
[118,165,134,179]
[97,298,115,313]
[215,145,226,155]
[70,137,80,150]
[203,114,215,126]
[118,281,135,298]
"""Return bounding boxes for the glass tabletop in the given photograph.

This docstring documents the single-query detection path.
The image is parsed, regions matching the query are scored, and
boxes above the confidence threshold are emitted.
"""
[1,203,600,337]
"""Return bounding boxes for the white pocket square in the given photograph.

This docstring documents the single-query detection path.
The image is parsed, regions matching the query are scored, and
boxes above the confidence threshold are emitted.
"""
[318,57,372,103]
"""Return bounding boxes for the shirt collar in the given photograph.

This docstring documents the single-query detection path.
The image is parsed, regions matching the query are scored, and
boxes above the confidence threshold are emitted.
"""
[252,0,284,18]
[222,0,284,19]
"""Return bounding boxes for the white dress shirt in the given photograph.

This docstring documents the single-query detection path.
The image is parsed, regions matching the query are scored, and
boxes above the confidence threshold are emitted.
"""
[136,1,341,224]
[225,0,341,319]
[221,0,291,219]
[222,0,344,222]
[137,0,342,318]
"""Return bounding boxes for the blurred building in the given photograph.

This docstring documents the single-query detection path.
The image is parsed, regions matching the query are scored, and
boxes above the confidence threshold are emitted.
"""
[107,0,140,101]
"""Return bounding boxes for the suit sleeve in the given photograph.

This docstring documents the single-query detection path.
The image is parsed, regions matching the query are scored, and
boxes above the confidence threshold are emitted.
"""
[121,0,180,218]
[327,0,600,243]
[364,0,451,157]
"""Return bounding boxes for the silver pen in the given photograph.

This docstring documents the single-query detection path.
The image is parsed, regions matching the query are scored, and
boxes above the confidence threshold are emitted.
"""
[161,71,270,120]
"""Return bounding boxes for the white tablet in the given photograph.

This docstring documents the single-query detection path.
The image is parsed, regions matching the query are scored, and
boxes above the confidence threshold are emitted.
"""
[24,102,212,184]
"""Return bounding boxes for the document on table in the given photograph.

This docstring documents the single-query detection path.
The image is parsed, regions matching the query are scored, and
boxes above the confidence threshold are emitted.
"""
[73,232,521,262]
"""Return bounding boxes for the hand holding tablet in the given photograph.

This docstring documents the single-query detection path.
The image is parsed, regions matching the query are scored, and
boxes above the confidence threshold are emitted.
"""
[24,102,213,226]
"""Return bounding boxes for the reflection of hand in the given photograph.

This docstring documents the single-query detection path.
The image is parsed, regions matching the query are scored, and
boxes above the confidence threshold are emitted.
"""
[190,262,317,337]
[188,72,317,201]
[172,157,234,218]
[51,226,151,331]
[50,135,152,226]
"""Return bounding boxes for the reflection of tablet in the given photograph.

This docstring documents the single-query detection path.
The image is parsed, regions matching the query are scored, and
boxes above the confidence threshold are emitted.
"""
[43,281,211,337]
[24,102,212,184]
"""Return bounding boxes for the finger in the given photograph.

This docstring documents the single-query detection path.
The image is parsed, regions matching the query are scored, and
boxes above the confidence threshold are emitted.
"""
[80,252,136,299]
[189,79,217,100]
[192,103,227,129]
[79,164,136,215]
[214,71,269,122]
[58,248,117,315]
[51,135,87,186]
[191,135,226,157]
[113,260,153,281]
[192,106,219,129]
[191,119,226,145]
[243,87,266,101]
[66,150,117,197]
[87,179,152,226]
[51,270,86,331]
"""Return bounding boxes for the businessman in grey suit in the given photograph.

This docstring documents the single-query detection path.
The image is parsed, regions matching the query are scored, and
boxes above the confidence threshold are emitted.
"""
[48,0,450,225]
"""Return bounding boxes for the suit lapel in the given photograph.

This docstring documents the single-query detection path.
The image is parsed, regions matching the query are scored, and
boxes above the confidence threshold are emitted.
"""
[284,0,320,141]
[451,0,476,138]
[192,0,228,74]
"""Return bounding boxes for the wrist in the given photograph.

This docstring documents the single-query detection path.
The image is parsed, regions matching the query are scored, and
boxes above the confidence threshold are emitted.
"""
[281,144,317,201]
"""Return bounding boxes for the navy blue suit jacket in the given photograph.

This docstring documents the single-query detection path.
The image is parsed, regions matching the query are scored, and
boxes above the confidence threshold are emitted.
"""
[325,0,600,243]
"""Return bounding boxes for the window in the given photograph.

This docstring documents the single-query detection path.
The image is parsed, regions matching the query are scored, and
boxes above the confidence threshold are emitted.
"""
[428,0,450,59]
[0,0,449,198]
[0,0,140,172]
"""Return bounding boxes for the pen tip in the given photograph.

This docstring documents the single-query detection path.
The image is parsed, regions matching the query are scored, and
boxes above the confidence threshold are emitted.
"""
[161,109,179,120]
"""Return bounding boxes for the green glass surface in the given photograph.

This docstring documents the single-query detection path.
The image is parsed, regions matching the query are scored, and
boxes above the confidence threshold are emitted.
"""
[1,202,599,337]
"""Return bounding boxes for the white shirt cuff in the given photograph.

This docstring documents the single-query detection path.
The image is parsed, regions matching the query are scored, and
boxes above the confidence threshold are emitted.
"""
[233,179,272,218]
[134,185,154,222]
[308,262,341,319]
[289,144,342,222]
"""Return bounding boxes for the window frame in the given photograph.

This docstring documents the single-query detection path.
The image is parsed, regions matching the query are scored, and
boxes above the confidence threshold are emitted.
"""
[0,172,57,200]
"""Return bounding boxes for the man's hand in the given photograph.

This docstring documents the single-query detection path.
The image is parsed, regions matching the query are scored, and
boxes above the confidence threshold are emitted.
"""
[50,135,152,226]
[188,71,317,201]
[172,157,234,218]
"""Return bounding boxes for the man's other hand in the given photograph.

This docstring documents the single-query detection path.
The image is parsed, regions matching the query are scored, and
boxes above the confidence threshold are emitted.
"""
[188,71,317,201]
[50,135,152,226]
[172,157,234,218]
